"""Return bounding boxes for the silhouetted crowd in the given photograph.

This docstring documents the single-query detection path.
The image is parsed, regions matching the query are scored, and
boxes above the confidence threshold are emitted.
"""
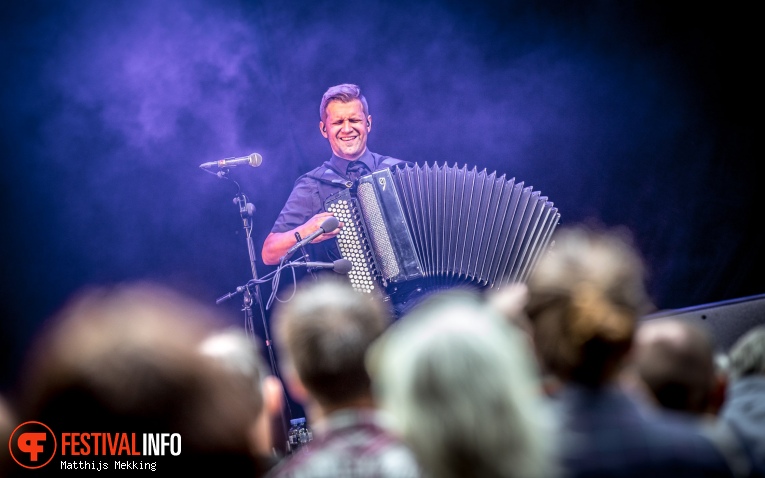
[1,224,763,477]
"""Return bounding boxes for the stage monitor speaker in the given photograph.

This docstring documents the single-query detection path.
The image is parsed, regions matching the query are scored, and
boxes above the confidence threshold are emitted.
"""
[640,293,765,353]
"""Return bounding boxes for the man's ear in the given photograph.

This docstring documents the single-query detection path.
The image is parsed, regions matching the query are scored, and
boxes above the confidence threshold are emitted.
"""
[319,121,328,138]
[283,367,310,406]
[263,375,285,416]
[366,115,372,131]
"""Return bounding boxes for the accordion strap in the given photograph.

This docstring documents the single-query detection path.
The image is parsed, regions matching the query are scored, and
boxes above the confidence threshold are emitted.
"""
[308,154,411,189]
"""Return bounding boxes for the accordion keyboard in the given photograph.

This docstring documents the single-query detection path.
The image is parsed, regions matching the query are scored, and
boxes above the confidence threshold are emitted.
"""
[325,190,381,293]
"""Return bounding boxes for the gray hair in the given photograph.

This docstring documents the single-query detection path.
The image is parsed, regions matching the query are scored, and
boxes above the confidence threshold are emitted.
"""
[727,325,765,380]
[367,289,556,478]
[319,83,369,121]
[199,327,270,408]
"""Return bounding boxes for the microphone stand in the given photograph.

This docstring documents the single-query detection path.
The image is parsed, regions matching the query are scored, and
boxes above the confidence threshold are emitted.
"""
[205,168,290,453]
[203,167,269,343]
[234,191,268,344]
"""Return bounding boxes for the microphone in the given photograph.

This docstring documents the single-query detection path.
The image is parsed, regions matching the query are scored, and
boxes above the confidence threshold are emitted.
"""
[284,216,340,257]
[303,259,353,274]
[199,153,263,169]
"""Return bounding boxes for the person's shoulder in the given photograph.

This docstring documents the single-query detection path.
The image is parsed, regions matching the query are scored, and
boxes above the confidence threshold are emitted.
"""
[373,440,422,478]
[371,152,412,170]
[294,162,340,186]
[264,446,357,478]
[263,449,315,478]
[300,163,329,178]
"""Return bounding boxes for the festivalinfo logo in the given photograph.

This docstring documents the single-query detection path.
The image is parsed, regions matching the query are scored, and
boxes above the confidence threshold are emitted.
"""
[8,421,181,471]
[8,421,57,469]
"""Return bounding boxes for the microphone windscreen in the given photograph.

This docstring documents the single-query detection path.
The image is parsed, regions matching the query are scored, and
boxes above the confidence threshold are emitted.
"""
[321,216,340,232]
[248,153,263,167]
[333,259,353,274]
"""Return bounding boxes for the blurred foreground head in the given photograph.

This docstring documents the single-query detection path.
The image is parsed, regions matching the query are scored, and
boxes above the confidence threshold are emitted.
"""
[16,282,270,473]
[367,289,555,478]
[726,324,765,380]
[272,277,392,410]
[525,224,654,388]
[720,325,765,473]
[633,318,719,415]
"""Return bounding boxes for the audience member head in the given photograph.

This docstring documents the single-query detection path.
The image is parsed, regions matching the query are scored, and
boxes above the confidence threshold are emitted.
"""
[15,282,268,473]
[367,289,555,478]
[199,327,285,463]
[525,224,654,388]
[488,283,563,396]
[721,325,765,475]
[632,318,719,415]
[727,325,765,380]
[272,277,392,415]
[488,282,534,338]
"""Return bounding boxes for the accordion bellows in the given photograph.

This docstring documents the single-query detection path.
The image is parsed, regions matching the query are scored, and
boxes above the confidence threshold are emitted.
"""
[325,162,560,294]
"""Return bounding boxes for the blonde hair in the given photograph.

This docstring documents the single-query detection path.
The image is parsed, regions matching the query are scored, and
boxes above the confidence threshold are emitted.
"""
[319,83,369,121]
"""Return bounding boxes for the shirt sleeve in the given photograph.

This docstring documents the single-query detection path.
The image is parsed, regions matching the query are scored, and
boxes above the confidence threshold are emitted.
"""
[270,175,322,233]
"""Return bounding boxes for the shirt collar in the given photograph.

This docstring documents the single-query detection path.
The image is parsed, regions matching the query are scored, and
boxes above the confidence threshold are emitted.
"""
[329,149,375,176]
[312,408,386,437]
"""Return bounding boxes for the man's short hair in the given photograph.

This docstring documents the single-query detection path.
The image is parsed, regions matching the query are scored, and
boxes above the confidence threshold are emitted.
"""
[273,277,391,406]
[319,83,369,121]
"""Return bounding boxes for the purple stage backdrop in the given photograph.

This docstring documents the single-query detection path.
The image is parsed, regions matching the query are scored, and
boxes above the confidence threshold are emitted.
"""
[1,0,761,390]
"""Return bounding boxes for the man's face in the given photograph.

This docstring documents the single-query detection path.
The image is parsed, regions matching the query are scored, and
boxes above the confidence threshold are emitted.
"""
[320,99,371,161]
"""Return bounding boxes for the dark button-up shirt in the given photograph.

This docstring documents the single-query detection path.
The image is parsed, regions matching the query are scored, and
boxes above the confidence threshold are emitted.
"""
[271,150,405,234]
[270,150,408,264]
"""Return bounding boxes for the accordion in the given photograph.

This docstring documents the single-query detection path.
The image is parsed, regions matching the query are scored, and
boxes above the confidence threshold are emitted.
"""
[324,162,560,296]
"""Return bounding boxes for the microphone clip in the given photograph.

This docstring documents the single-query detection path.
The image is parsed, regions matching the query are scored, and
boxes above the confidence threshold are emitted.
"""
[278,231,309,264]
[280,216,340,262]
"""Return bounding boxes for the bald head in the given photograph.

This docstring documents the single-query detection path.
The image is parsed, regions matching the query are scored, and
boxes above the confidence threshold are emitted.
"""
[633,318,716,414]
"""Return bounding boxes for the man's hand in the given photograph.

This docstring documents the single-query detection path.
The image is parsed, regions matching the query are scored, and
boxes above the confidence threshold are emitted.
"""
[306,212,343,243]
[261,212,343,265]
